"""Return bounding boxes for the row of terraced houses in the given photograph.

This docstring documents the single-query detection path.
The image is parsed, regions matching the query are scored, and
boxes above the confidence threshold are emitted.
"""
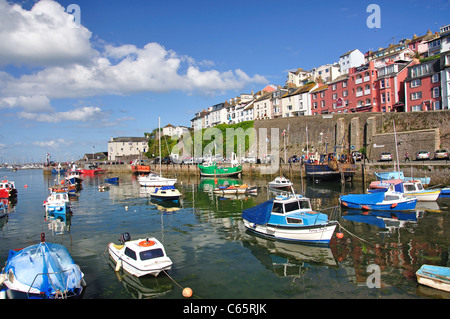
[190,25,450,130]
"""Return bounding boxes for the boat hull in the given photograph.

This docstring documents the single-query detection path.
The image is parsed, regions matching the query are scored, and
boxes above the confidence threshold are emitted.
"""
[305,163,356,181]
[108,243,172,277]
[138,179,177,187]
[403,190,440,202]
[416,265,450,292]
[198,164,242,177]
[243,219,337,244]
[340,199,416,211]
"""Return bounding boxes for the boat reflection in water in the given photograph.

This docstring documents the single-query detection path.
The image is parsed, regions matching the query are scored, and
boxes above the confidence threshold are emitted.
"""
[242,234,338,278]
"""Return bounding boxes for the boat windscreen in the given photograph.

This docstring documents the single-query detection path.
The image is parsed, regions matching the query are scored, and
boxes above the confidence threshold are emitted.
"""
[140,248,164,260]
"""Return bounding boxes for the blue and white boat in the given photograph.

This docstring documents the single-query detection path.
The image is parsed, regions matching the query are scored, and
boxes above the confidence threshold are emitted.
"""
[148,186,181,201]
[340,190,417,211]
[369,179,440,202]
[416,265,450,292]
[374,171,431,186]
[242,194,337,244]
[44,190,71,218]
[0,233,85,299]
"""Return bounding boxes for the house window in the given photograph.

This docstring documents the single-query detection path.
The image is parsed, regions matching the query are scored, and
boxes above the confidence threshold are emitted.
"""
[381,93,386,103]
[320,91,325,98]
[332,84,337,91]
[321,100,325,108]
[434,101,441,110]
[432,74,439,83]
[342,81,347,88]
[411,79,421,88]
[410,92,422,100]
[332,93,337,100]
[343,90,348,97]
[411,105,422,112]
[432,87,440,98]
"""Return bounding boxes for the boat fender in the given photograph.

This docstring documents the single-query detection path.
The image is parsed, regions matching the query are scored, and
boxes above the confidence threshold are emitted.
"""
[139,239,155,247]
[341,201,348,207]
[115,259,122,272]
[391,203,397,209]
[361,205,370,210]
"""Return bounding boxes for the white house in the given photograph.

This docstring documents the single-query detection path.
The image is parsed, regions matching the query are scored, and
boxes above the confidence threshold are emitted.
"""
[339,49,365,74]
[281,82,318,117]
[309,63,341,83]
[108,137,148,161]
[162,124,189,137]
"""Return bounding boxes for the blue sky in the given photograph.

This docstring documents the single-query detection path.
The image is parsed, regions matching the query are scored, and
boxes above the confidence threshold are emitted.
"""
[0,0,449,163]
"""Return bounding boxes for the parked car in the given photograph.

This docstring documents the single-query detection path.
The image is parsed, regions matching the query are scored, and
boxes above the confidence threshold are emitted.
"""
[433,149,449,160]
[379,152,392,161]
[415,150,430,160]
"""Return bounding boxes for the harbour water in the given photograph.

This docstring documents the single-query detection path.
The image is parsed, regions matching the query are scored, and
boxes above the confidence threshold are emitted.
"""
[1,168,450,299]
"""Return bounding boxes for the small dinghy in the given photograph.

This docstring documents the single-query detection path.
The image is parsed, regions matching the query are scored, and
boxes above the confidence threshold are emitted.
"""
[0,233,85,299]
[416,265,450,292]
[108,232,173,277]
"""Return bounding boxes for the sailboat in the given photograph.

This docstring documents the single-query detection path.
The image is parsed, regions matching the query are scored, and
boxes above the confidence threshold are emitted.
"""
[138,118,177,187]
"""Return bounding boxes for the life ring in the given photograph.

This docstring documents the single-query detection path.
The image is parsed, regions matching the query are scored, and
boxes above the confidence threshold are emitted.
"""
[139,240,155,247]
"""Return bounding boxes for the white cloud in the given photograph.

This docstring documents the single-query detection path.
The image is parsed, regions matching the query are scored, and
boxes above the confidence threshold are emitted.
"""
[0,0,95,66]
[32,138,71,148]
[0,95,52,112]
[0,0,268,120]
[18,106,104,123]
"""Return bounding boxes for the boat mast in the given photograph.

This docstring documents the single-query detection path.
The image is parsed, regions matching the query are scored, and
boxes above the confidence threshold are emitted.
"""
[159,117,162,176]
[393,120,400,172]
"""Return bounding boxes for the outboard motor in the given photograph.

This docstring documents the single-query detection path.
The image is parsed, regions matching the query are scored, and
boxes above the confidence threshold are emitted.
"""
[120,232,131,244]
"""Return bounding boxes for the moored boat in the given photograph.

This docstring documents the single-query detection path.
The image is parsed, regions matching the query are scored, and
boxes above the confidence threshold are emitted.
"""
[108,232,173,277]
[43,189,71,217]
[198,163,243,177]
[369,179,440,202]
[0,179,17,199]
[105,176,119,183]
[148,186,181,201]
[416,265,450,292]
[0,233,85,299]
[81,164,106,175]
[339,190,417,211]
[242,194,337,244]
[213,184,257,195]
[268,176,293,189]
[374,171,431,186]
[138,173,177,187]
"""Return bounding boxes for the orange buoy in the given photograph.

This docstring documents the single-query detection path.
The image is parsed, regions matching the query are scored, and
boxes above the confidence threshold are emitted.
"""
[138,240,155,247]
[182,287,193,298]
[336,232,344,239]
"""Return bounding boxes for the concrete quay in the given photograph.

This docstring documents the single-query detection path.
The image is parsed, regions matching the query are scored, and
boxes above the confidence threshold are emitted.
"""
[43,160,450,185]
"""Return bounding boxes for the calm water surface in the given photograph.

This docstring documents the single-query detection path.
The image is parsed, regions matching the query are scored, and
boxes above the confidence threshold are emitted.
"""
[1,168,449,299]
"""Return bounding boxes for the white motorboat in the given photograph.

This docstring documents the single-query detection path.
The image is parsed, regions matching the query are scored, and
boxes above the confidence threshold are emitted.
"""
[138,173,177,187]
[268,176,293,189]
[148,186,181,201]
[108,233,173,277]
